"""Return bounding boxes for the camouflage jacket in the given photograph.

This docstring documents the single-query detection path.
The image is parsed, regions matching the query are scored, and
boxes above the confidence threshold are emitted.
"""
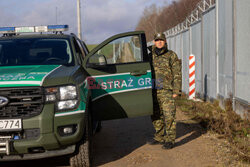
[148,44,182,95]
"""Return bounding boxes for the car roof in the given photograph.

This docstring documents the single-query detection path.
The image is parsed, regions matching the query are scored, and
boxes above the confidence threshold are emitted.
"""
[0,34,72,40]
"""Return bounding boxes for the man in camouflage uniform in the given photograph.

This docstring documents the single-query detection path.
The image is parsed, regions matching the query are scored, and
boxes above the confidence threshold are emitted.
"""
[148,32,182,149]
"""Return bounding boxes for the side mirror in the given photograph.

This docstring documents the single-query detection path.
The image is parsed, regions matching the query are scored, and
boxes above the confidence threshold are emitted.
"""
[86,54,107,68]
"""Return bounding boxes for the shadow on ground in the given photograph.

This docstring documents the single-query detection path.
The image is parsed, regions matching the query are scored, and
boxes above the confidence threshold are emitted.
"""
[0,115,206,167]
[175,121,206,147]
[92,116,154,166]
[93,116,205,166]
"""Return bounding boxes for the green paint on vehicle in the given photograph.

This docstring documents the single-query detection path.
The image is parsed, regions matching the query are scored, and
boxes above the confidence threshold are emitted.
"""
[0,65,60,87]
[88,71,152,100]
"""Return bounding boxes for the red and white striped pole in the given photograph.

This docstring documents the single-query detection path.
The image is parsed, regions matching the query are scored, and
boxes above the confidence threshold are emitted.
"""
[189,54,195,99]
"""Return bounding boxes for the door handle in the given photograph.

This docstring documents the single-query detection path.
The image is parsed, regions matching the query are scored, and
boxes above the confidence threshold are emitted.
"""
[130,71,147,76]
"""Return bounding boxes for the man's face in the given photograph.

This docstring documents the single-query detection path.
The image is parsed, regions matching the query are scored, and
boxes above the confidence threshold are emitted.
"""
[154,39,166,49]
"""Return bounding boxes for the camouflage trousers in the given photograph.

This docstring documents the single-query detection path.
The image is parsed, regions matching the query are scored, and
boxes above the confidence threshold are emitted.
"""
[151,89,176,144]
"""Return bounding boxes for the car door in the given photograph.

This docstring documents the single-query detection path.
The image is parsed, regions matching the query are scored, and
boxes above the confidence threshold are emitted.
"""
[83,31,153,120]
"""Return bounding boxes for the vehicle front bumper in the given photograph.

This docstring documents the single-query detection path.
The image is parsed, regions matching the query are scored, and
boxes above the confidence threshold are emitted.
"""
[0,145,75,161]
[0,104,85,160]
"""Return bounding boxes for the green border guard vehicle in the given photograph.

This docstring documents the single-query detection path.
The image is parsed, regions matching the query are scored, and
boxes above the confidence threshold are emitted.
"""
[0,25,153,167]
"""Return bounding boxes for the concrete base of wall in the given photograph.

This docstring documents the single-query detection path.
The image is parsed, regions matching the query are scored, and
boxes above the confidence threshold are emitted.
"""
[188,92,249,120]
[217,95,249,120]
[218,95,226,111]
[235,99,249,120]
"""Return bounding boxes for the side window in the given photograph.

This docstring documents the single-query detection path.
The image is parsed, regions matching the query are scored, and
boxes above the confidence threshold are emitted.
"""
[96,35,143,64]
[76,39,86,57]
[73,38,84,64]
[76,39,87,64]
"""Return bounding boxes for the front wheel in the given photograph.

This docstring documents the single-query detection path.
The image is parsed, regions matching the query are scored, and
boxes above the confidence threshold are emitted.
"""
[70,113,92,167]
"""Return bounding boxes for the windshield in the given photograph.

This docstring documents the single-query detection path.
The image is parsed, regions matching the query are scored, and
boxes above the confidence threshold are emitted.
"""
[0,38,74,66]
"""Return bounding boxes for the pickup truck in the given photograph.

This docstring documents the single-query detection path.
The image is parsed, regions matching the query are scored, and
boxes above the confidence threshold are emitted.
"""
[0,25,153,167]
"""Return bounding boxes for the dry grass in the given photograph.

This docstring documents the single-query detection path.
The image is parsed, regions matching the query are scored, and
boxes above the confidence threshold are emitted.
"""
[176,94,250,163]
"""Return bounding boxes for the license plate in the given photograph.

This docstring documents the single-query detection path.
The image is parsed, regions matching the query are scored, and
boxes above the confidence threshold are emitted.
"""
[0,119,22,131]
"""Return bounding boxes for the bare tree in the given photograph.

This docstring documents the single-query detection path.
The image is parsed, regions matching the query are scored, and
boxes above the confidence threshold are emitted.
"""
[136,0,200,42]
[136,4,161,40]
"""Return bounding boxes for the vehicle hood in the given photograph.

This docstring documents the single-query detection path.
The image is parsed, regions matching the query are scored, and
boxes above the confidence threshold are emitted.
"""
[0,65,61,87]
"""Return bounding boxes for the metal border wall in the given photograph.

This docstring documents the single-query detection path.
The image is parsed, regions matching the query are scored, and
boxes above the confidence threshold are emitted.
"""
[182,30,190,94]
[190,21,202,95]
[218,0,233,99]
[235,0,250,102]
[202,7,216,99]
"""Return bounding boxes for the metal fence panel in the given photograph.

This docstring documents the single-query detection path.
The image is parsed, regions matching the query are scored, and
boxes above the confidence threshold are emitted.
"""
[191,21,202,95]
[167,38,170,48]
[182,30,190,94]
[203,8,217,99]
[172,36,177,52]
[168,37,171,49]
[218,0,233,98]
[169,36,175,51]
[235,0,250,102]
[175,33,182,59]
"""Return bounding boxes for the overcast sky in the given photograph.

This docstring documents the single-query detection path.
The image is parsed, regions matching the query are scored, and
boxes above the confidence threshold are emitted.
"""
[0,0,171,44]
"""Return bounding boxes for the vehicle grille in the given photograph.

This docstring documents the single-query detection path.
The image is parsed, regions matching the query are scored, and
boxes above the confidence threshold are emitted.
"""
[0,87,44,119]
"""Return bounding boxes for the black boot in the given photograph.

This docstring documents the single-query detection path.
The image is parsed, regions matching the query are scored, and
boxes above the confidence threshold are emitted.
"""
[162,142,174,149]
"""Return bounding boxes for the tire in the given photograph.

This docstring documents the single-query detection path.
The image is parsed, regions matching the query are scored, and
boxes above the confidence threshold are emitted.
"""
[70,112,93,167]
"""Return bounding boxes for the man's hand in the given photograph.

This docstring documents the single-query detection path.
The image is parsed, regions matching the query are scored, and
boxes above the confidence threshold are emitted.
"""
[173,94,178,98]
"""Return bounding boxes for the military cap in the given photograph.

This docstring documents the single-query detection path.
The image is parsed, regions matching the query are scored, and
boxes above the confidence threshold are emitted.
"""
[154,32,166,41]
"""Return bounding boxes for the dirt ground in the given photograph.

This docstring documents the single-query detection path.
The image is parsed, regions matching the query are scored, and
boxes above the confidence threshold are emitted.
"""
[1,110,242,167]
[92,110,219,167]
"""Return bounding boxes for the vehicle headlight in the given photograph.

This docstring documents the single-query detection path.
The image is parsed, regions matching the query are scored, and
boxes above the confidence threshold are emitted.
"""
[46,94,57,102]
[58,100,78,110]
[59,85,77,100]
[45,85,78,110]
[45,87,58,102]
